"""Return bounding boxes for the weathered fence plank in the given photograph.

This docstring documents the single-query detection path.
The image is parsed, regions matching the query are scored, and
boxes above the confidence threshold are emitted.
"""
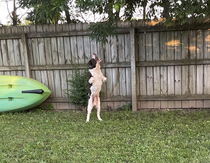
[118,34,127,96]
[1,40,9,67]
[204,30,210,59]
[130,28,138,111]
[160,66,167,95]
[204,65,210,94]
[21,34,31,78]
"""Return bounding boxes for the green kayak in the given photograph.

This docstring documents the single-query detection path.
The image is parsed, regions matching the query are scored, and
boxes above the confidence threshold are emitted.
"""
[0,75,51,112]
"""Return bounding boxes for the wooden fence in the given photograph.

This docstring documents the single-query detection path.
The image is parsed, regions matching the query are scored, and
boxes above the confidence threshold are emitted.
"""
[1,21,210,110]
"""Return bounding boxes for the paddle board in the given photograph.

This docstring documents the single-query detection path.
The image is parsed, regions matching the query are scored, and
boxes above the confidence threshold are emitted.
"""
[0,75,51,112]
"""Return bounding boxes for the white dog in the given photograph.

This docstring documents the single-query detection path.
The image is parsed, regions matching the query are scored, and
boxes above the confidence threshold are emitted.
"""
[86,53,107,122]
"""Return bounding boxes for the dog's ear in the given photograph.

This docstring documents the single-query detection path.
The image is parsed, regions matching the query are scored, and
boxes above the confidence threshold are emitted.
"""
[88,59,97,69]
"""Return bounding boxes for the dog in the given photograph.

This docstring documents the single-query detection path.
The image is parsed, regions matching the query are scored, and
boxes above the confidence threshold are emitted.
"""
[86,53,107,122]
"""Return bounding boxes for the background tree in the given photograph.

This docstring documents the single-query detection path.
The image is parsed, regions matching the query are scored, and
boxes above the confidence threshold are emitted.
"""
[1,0,21,26]
[150,0,210,24]
[76,0,210,43]
[11,0,18,25]
[76,0,146,43]
[2,0,210,43]
[18,0,77,24]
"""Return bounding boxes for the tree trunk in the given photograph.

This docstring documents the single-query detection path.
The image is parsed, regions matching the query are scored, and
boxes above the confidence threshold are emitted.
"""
[162,0,170,19]
[143,0,146,21]
[64,4,71,24]
[12,0,18,26]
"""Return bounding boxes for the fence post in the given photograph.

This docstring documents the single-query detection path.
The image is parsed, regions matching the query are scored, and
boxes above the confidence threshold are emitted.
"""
[130,28,138,111]
[21,33,31,78]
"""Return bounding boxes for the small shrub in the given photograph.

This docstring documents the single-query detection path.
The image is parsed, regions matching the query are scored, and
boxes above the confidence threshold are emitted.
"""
[65,68,89,110]
[117,103,132,111]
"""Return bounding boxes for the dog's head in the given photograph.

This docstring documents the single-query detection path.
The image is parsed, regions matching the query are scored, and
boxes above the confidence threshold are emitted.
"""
[88,53,101,69]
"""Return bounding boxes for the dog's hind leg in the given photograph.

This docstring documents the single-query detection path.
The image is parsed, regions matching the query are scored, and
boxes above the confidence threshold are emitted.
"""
[96,95,102,121]
[86,96,93,122]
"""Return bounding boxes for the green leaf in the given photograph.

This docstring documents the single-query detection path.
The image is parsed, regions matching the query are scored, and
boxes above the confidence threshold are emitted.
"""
[114,4,120,12]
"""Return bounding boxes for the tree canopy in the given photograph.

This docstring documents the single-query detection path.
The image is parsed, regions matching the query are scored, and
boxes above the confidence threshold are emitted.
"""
[2,0,210,43]
[18,0,75,24]
[76,0,210,43]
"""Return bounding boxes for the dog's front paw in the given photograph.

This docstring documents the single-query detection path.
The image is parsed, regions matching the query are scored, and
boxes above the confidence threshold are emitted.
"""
[103,77,107,82]
[89,77,94,84]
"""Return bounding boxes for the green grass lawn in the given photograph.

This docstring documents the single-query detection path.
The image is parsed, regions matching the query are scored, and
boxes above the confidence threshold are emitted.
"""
[0,109,210,163]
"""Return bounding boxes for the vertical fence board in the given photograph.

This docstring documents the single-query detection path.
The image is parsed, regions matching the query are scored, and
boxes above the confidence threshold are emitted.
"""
[182,66,189,95]
[0,42,3,66]
[90,40,98,55]
[84,36,91,62]
[60,70,68,98]
[111,36,119,97]
[51,38,59,65]
[47,71,55,98]
[125,34,131,96]
[204,65,210,94]
[166,31,174,60]
[139,67,146,95]
[197,30,204,59]
[168,66,174,95]
[77,33,84,64]
[196,30,204,97]
[154,67,161,108]
[130,28,137,111]
[154,67,161,95]
[160,32,167,60]
[168,66,175,108]
[175,66,181,95]
[146,33,152,61]
[182,31,189,59]
[64,37,72,65]
[189,30,196,59]
[105,37,112,98]
[31,39,39,66]
[126,68,131,96]
[147,67,153,96]
[189,65,196,95]
[167,31,175,108]
[7,40,14,66]
[145,32,153,107]
[13,40,21,66]
[175,31,181,60]
[70,25,78,63]
[175,66,181,109]
[118,34,127,96]
[21,34,30,78]
[54,70,62,97]
[204,30,210,59]
[57,37,65,64]
[139,33,145,61]
[160,67,168,95]
[197,65,204,94]
[19,39,25,67]
[45,38,53,65]
[153,32,160,61]
[1,40,9,66]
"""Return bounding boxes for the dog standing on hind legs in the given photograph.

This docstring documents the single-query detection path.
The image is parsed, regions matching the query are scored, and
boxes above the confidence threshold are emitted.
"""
[86,53,107,122]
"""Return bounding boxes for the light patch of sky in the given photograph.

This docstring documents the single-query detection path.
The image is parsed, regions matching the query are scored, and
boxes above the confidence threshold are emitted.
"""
[0,0,28,25]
